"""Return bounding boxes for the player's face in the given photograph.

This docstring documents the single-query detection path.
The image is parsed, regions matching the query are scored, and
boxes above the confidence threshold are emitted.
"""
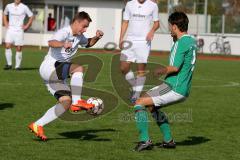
[169,23,177,39]
[75,19,90,35]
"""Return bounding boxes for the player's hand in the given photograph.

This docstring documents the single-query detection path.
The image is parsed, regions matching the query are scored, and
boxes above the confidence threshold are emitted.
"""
[96,30,104,39]
[63,41,72,49]
[154,67,167,76]
[119,39,124,50]
[5,24,9,29]
[22,25,29,31]
[146,31,154,42]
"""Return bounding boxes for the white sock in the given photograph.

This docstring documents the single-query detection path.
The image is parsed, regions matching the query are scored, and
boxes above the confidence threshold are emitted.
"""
[125,70,136,91]
[133,76,146,99]
[5,49,12,66]
[71,72,83,104]
[15,51,22,68]
[35,104,66,126]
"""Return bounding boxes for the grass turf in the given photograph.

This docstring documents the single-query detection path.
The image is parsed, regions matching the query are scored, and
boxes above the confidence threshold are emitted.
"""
[0,47,240,160]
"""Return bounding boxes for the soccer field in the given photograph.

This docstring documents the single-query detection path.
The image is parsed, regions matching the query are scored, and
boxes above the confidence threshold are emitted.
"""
[0,47,240,160]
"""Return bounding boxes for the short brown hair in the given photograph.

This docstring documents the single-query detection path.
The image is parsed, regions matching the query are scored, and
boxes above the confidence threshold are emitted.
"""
[72,11,92,23]
[168,12,189,32]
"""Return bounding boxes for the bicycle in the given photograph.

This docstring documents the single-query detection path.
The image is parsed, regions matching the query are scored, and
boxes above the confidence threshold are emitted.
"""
[209,34,231,55]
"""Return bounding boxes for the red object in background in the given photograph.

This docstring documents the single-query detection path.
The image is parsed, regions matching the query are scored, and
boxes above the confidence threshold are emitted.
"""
[48,13,56,31]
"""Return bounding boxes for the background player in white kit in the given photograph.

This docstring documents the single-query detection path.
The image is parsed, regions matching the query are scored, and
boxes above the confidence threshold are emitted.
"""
[3,0,34,70]
[28,12,104,141]
[119,0,160,103]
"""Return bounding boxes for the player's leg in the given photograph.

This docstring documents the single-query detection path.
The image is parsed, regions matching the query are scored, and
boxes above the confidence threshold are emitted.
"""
[146,84,186,148]
[28,58,72,140]
[4,30,13,70]
[14,31,24,70]
[69,64,84,104]
[15,46,22,70]
[132,63,147,101]
[120,43,137,101]
[29,95,72,141]
[133,96,154,151]
[120,61,136,92]
[69,64,94,111]
[132,41,150,102]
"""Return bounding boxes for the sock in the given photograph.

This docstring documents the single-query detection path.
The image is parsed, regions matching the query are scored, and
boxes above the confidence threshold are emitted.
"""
[35,104,66,126]
[134,105,149,142]
[70,72,83,104]
[133,75,146,99]
[5,49,12,66]
[125,70,136,91]
[15,51,22,68]
[152,110,172,142]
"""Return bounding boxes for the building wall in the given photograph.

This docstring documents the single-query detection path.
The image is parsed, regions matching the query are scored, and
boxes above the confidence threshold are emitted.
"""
[0,0,2,44]
[1,0,240,55]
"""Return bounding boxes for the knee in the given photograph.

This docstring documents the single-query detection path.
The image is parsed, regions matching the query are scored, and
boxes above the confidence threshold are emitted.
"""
[137,70,146,77]
[59,96,72,110]
[16,47,22,52]
[72,66,84,73]
[120,66,129,75]
[5,44,11,49]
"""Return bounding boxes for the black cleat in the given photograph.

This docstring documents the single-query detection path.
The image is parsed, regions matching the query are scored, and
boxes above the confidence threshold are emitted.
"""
[4,65,12,70]
[159,139,176,149]
[15,67,21,71]
[134,140,153,152]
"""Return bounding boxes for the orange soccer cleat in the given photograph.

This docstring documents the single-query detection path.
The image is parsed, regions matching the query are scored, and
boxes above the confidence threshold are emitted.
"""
[69,99,95,112]
[28,123,47,141]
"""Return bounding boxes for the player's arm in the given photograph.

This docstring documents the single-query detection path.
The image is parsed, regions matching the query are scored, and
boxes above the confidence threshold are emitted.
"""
[119,2,130,49]
[48,29,72,49]
[119,20,129,49]
[85,30,104,48]
[22,6,34,30]
[155,41,186,76]
[3,5,9,28]
[146,21,160,41]
[3,14,9,28]
[146,3,160,41]
[154,66,179,76]
[48,40,72,49]
[23,16,34,31]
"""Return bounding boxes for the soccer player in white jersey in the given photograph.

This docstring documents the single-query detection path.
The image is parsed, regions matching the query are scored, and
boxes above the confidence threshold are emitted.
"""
[119,0,160,103]
[3,0,34,70]
[28,12,104,141]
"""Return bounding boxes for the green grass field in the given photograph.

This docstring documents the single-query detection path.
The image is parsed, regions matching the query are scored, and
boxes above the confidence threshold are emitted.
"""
[0,47,240,160]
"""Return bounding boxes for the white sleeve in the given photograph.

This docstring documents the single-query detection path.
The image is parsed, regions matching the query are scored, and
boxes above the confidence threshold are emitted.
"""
[4,5,9,15]
[152,4,159,21]
[123,3,130,21]
[79,35,89,47]
[25,5,33,17]
[50,29,68,42]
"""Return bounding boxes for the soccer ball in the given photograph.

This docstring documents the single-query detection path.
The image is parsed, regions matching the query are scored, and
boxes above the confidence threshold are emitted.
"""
[86,97,104,115]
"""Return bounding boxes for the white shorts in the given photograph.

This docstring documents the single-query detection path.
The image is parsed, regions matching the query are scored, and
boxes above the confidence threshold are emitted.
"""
[120,40,151,63]
[5,29,24,46]
[39,55,72,99]
[146,83,186,107]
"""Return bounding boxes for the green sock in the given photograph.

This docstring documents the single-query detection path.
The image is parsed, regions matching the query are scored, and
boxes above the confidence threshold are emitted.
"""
[152,110,172,142]
[134,105,149,142]
[160,123,172,142]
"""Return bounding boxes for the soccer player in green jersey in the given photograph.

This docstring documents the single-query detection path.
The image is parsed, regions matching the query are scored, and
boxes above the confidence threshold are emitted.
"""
[133,12,197,152]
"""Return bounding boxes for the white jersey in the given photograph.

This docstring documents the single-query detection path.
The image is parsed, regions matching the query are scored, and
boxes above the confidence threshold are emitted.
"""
[123,0,159,41]
[47,26,89,62]
[4,3,33,32]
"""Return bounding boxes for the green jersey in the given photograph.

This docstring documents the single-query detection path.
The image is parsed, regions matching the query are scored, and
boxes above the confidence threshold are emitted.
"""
[165,35,197,97]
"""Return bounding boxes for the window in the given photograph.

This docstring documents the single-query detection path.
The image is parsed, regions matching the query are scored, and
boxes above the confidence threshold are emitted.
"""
[24,3,78,33]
